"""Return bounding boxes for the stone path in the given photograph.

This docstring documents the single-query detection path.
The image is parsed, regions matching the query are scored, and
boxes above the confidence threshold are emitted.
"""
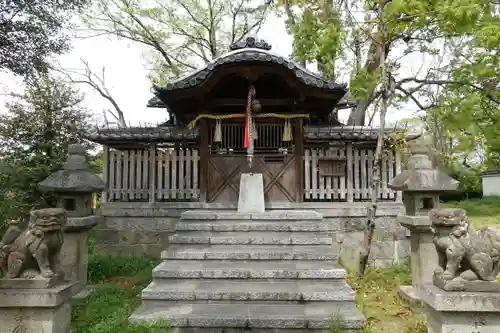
[130,210,365,332]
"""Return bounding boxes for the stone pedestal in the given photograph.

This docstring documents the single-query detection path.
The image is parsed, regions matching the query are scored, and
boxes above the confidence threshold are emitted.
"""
[238,173,265,213]
[419,285,500,333]
[397,215,438,302]
[0,282,75,333]
[61,215,101,292]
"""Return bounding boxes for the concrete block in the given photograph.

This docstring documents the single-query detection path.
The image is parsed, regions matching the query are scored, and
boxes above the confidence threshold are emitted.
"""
[0,282,75,333]
[237,173,265,213]
[152,260,346,280]
[129,302,365,330]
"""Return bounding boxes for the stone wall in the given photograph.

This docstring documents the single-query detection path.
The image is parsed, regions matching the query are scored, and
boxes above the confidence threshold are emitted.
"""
[94,202,409,266]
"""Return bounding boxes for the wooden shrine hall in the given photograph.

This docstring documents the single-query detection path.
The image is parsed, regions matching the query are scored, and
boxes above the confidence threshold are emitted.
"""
[88,37,409,207]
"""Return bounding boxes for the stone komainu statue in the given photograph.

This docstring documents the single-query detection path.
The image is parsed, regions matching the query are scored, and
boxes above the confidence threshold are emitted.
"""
[431,208,500,284]
[0,208,66,279]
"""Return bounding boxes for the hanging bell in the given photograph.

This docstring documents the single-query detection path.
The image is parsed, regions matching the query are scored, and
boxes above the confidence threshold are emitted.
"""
[251,99,262,113]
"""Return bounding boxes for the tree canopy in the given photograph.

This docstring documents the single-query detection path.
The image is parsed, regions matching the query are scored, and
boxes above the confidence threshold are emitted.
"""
[0,72,95,222]
[0,0,91,76]
[82,0,269,84]
[276,0,499,127]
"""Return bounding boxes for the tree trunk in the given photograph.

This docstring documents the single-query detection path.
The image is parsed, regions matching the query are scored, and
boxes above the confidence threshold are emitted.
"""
[357,25,389,279]
[347,40,391,126]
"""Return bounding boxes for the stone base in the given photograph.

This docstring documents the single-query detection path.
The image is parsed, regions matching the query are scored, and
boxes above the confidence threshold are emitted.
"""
[426,305,500,333]
[433,274,500,292]
[397,285,422,305]
[181,210,323,220]
[0,274,63,289]
[0,282,75,333]
[0,303,71,333]
[238,173,265,213]
[420,285,500,333]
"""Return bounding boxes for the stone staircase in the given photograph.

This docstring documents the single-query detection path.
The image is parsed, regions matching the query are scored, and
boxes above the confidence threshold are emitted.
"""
[130,210,365,332]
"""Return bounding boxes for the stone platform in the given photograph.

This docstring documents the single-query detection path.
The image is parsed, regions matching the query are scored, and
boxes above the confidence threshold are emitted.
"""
[420,285,500,333]
[130,210,365,331]
[0,281,75,333]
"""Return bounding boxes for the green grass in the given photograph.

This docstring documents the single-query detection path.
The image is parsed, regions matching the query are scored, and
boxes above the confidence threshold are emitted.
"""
[347,262,426,333]
[72,254,164,333]
[72,284,170,333]
[87,253,159,284]
[442,196,500,228]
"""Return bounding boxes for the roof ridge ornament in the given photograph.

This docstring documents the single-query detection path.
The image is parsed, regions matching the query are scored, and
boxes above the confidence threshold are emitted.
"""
[229,37,272,51]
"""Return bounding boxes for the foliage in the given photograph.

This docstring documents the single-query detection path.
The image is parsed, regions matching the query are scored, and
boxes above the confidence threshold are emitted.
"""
[0,0,90,76]
[0,72,95,225]
[442,197,500,229]
[275,0,500,125]
[82,0,269,83]
[72,284,170,333]
[383,131,408,153]
[442,162,483,194]
[74,253,165,333]
[88,254,159,284]
[347,261,427,332]
[442,196,500,218]
[89,150,104,175]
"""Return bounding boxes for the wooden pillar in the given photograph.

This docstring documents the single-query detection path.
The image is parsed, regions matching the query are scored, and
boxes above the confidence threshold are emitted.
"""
[101,145,109,204]
[395,149,403,202]
[199,119,209,202]
[149,144,157,203]
[294,118,304,202]
[346,142,354,203]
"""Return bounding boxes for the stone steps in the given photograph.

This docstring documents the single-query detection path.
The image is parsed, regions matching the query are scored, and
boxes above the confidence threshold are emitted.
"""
[169,231,332,245]
[142,279,356,302]
[152,260,346,279]
[162,245,339,260]
[180,210,323,221]
[176,221,336,232]
[130,302,365,330]
[130,210,364,331]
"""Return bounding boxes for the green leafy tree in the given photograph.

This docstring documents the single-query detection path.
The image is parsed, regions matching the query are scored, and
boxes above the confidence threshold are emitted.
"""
[0,72,95,223]
[82,0,269,83]
[276,0,499,125]
[0,0,91,76]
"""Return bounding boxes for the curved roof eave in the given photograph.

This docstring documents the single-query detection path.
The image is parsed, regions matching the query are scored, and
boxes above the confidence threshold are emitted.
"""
[152,48,348,95]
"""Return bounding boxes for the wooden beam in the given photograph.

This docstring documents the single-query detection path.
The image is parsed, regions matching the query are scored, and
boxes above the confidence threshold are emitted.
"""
[210,98,297,107]
[101,145,109,204]
[295,118,304,202]
[346,142,354,203]
[149,144,156,203]
[199,119,209,202]
[395,149,402,203]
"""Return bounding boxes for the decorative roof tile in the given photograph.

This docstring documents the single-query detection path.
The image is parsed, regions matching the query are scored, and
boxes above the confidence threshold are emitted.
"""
[304,125,421,141]
[86,127,199,143]
[86,124,420,144]
[153,37,347,95]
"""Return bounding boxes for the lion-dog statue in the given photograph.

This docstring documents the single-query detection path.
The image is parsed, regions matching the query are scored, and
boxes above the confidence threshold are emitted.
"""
[0,208,66,279]
[431,208,500,284]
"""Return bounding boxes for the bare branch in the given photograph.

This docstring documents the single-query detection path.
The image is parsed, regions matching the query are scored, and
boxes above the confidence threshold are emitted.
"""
[53,60,127,128]
[395,77,500,105]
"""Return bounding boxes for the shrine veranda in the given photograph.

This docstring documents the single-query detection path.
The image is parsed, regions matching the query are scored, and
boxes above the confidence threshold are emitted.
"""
[88,38,414,265]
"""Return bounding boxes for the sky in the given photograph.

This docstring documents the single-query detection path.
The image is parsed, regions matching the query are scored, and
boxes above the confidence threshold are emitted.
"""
[0,10,431,127]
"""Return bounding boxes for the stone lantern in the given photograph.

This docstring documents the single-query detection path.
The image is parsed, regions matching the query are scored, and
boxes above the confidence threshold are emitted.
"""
[38,143,106,292]
[388,138,458,301]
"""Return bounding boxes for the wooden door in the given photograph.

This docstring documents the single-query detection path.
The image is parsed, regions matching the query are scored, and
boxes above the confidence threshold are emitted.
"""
[206,155,296,204]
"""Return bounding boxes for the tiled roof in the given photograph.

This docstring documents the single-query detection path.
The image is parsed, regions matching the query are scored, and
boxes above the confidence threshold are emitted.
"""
[153,37,347,94]
[87,124,420,144]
